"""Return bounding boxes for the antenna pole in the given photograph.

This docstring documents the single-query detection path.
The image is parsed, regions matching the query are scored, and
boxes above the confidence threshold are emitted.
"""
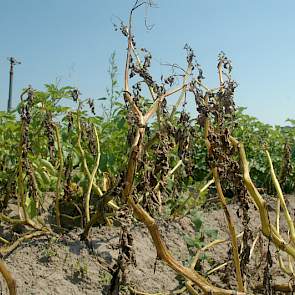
[7,57,21,112]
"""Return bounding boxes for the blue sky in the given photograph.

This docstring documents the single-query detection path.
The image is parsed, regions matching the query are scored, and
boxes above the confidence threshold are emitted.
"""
[0,0,294,125]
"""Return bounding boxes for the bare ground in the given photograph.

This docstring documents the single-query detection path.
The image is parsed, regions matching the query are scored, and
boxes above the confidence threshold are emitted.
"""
[1,194,295,294]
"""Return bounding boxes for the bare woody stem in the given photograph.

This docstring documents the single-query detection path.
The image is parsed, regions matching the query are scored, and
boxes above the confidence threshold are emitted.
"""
[120,7,247,293]
[76,110,118,236]
[84,126,101,223]
[265,149,295,243]
[76,111,103,196]
[122,114,245,294]
[217,61,224,87]
[0,230,48,257]
[230,136,295,258]
[77,115,118,210]
[0,260,16,295]
[75,107,117,213]
[127,196,244,295]
[122,19,244,294]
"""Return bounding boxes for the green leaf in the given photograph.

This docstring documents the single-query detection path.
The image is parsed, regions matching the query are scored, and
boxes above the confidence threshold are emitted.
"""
[191,215,203,232]
[25,196,37,219]
[205,229,218,240]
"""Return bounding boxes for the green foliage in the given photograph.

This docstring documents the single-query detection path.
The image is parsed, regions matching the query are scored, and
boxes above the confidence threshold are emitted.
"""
[0,78,128,223]
[99,103,128,175]
[40,237,58,263]
[191,128,209,182]
[105,51,122,119]
[185,212,218,250]
[233,107,295,193]
[73,258,89,279]
[25,196,37,219]
[184,212,218,272]
[0,111,19,209]
[0,51,294,237]
[0,85,294,230]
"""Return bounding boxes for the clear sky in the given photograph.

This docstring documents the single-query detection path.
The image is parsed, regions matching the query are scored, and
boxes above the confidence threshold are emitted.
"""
[0,0,294,125]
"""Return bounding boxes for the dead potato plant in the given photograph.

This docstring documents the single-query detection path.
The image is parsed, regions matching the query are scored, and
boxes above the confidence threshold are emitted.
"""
[1,2,295,295]
[107,1,295,294]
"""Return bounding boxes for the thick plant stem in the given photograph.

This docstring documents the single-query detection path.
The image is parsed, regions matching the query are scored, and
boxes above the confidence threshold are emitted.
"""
[0,236,9,244]
[76,110,117,211]
[0,260,16,295]
[212,167,244,292]
[84,126,101,223]
[53,125,63,227]
[230,137,270,236]
[126,186,244,294]
[75,112,119,212]
[121,103,244,295]
[121,10,245,293]
[121,99,243,295]
[0,230,48,257]
[128,197,243,294]
[265,149,295,243]
[230,136,295,258]
[76,113,117,233]
[76,112,102,192]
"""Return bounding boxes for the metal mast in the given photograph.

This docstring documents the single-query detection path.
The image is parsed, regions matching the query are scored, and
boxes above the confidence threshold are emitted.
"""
[7,57,21,112]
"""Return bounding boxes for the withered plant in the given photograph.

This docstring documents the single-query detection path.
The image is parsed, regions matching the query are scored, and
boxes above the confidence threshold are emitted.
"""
[98,2,295,294]
[1,2,295,295]
[97,2,246,294]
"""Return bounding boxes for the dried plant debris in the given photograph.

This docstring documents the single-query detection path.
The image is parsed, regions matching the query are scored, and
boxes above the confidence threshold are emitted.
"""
[109,226,136,295]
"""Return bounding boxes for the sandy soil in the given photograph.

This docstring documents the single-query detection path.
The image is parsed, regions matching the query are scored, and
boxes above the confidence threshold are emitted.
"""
[1,195,295,294]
